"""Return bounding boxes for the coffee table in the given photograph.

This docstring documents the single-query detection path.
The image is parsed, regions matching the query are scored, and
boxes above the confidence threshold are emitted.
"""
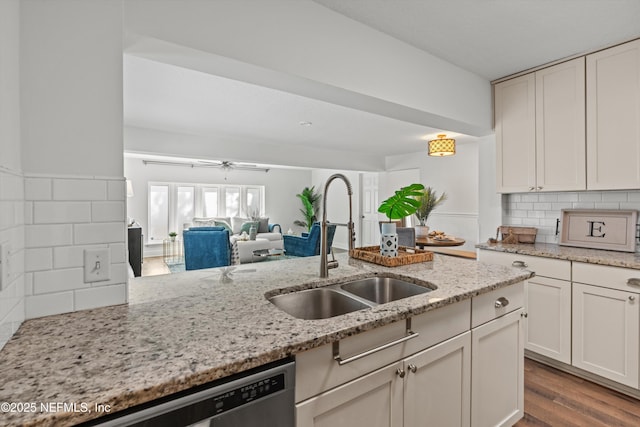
[252,248,286,262]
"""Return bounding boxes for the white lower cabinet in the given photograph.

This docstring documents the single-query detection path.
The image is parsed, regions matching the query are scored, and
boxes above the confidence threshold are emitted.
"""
[296,332,471,427]
[296,361,403,427]
[471,309,525,427]
[404,332,471,427]
[296,284,525,427]
[572,282,640,388]
[525,277,571,363]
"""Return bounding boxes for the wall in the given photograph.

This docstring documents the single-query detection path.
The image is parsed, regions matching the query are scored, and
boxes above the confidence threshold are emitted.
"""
[478,135,503,242]
[0,0,25,349]
[124,155,312,257]
[502,190,640,249]
[385,142,480,251]
[19,1,126,321]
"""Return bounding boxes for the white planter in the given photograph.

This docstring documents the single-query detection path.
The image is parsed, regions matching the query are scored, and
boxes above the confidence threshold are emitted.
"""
[415,225,430,238]
[380,222,398,257]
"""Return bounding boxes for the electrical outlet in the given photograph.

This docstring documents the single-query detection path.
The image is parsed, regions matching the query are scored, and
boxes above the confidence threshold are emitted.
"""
[84,248,111,283]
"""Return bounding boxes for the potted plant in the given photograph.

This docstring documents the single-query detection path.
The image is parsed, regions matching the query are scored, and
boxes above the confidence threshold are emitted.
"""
[294,186,322,232]
[378,183,425,256]
[414,187,447,238]
[168,231,177,242]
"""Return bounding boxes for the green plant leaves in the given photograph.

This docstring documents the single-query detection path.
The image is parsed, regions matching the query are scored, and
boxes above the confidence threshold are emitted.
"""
[415,187,447,225]
[378,183,425,221]
[295,186,322,231]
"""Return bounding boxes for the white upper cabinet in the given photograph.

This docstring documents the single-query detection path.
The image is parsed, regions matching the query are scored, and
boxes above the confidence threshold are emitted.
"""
[495,58,586,193]
[535,58,586,192]
[587,39,640,190]
[495,73,536,193]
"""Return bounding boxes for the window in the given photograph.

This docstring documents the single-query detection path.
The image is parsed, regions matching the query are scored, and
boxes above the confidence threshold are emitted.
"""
[148,185,169,242]
[147,183,265,244]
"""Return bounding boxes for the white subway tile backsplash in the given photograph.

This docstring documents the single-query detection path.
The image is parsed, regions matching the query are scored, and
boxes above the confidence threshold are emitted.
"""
[33,268,84,294]
[538,194,558,202]
[92,201,124,222]
[533,202,552,211]
[24,177,51,200]
[601,191,628,202]
[521,194,539,202]
[573,202,595,209]
[516,202,533,210]
[75,284,126,310]
[25,292,74,319]
[578,192,602,202]
[25,248,53,272]
[551,202,572,211]
[25,224,73,248]
[53,179,107,201]
[510,210,528,218]
[24,273,33,296]
[620,202,640,210]
[24,201,33,225]
[53,244,107,269]
[527,210,546,218]
[110,243,126,264]
[557,193,579,202]
[33,201,91,224]
[595,202,621,209]
[521,218,540,226]
[107,180,125,201]
[627,192,640,202]
[74,222,125,244]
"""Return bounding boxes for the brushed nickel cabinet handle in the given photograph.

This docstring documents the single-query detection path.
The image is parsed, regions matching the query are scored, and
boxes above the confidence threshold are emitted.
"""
[512,260,528,268]
[495,297,510,309]
[521,312,528,318]
[396,368,406,378]
[627,278,640,287]
[408,364,417,373]
[630,296,636,302]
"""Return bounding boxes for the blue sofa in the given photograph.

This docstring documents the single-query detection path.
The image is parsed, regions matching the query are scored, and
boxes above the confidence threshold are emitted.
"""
[283,223,337,257]
[183,227,231,270]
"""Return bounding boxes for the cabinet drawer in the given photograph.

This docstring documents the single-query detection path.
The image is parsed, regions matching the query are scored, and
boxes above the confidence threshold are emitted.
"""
[472,282,525,328]
[479,250,570,280]
[573,262,640,293]
[295,299,470,403]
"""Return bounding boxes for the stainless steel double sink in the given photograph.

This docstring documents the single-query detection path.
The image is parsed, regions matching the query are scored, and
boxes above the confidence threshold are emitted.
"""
[268,275,435,320]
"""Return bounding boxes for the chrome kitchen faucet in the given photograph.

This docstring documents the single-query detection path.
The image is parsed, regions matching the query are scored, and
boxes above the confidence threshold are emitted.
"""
[320,174,355,277]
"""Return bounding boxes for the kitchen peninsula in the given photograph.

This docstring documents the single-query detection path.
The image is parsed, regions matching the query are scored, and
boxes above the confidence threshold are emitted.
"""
[0,253,532,426]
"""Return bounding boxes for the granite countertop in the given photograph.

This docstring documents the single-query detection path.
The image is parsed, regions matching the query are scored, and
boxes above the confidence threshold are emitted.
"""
[0,253,532,426]
[477,241,640,270]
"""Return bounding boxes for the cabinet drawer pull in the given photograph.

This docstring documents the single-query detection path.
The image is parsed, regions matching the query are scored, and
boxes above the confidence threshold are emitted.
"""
[627,278,640,287]
[408,364,417,373]
[333,319,419,365]
[495,297,510,309]
[512,261,528,268]
[396,368,406,378]
[630,296,636,302]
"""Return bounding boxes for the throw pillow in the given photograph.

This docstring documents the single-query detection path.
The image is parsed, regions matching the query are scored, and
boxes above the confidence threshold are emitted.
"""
[231,217,249,234]
[214,220,232,233]
[240,221,259,234]
[192,217,216,227]
[257,217,269,233]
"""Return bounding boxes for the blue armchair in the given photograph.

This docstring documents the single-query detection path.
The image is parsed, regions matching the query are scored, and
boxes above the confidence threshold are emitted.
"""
[283,223,337,257]
[183,227,231,270]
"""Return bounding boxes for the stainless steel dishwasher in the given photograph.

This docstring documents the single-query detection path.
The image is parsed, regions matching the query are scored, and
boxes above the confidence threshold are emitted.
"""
[86,358,295,427]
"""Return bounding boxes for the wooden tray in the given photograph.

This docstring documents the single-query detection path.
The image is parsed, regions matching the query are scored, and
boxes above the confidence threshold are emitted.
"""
[498,226,537,243]
[349,246,433,267]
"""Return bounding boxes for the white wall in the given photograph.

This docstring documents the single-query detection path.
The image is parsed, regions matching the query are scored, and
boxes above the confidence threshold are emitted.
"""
[0,0,25,349]
[124,0,492,136]
[311,170,361,250]
[385,143,480,251]
[478,135,503,242]
[124,155,312,257]
[19,1,126,322]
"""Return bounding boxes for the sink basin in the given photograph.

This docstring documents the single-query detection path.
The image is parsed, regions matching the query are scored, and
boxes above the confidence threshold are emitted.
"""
[340,277,432,304]
[269,288,371,320]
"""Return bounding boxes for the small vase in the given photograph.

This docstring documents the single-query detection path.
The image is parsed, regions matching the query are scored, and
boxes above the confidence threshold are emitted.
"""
[380,222,398,257]
[249,225,257,241]
[415,225,430,238]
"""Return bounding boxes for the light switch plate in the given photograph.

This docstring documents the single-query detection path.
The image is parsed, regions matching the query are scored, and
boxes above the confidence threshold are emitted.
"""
[84,248,111,283]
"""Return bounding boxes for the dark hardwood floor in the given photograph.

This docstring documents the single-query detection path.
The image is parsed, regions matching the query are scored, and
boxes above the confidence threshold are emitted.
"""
[517,359,640,426]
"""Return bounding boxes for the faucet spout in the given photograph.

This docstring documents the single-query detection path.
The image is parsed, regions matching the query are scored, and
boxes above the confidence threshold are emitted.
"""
[320,174,355,278]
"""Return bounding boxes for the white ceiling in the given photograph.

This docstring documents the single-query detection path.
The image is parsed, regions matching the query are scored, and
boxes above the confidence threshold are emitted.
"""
[314,0,640,80]
[124,1,640,166]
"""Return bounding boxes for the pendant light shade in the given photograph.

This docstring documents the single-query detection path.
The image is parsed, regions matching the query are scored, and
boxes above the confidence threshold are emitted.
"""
[428,134,456,156]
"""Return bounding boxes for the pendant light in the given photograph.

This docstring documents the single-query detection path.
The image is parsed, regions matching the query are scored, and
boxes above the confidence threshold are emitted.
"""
[428,134,456,156]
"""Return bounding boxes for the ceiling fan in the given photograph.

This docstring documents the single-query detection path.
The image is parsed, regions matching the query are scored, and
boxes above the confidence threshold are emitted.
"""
[142,159,270,173]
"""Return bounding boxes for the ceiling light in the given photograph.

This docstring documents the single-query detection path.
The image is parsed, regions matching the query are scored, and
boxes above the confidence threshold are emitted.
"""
[428,134,456,157]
